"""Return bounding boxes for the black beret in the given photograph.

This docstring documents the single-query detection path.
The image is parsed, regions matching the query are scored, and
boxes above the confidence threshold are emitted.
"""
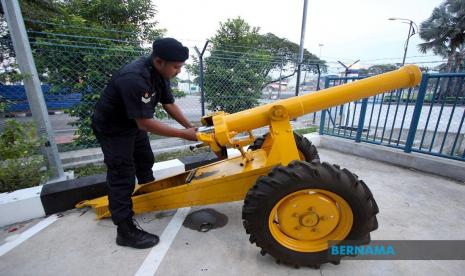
[152,38,189,62]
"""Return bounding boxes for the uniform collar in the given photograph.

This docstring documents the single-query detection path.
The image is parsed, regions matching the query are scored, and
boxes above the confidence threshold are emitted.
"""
[144,56,165,85]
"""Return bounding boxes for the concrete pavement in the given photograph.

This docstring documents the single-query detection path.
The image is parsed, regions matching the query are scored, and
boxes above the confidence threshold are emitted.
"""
[1,148,465,275]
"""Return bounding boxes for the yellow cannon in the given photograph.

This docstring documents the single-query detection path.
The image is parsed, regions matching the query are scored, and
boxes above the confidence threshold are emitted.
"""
[78,65,422,267]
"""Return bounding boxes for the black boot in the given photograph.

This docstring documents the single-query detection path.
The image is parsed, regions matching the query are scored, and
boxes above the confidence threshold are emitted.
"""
[116,217,159,249]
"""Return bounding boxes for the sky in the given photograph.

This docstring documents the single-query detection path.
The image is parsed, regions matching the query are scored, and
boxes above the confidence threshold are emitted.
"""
[153,0,445,74]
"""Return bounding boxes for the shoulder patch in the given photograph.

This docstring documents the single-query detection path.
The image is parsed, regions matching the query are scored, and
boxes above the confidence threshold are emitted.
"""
[142,92,151,104]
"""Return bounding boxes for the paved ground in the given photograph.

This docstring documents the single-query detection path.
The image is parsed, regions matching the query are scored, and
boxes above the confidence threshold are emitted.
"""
[1,148,465,276]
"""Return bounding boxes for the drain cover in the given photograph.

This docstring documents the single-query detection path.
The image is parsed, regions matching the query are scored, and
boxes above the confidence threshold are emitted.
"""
[183,208,228,232]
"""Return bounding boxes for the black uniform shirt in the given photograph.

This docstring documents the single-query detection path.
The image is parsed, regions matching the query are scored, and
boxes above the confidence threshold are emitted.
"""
[92,57,174,134]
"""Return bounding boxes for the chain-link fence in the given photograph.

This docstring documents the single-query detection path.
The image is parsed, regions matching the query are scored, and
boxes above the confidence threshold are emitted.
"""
[2,35,322,147]
[198,54,323,136]
[1,30,50,192]
[1,16,324,190]
[32,43,148,149]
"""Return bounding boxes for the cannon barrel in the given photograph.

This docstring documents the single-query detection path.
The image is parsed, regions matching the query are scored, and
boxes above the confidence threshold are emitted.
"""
[219,65,422,134]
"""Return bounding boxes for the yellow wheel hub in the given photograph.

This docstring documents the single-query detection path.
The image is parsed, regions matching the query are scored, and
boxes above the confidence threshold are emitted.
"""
[268,189,353,252]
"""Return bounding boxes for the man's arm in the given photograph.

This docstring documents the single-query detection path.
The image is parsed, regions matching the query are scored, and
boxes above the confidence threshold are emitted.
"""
[162,103,194,128]
[135,118,197,141]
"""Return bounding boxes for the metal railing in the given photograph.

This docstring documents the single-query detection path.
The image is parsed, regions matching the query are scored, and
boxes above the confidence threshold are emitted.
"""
[320,72,465,161]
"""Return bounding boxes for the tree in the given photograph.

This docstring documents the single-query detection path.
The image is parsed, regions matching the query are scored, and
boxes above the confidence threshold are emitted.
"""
[418,0,465,99]
[258,32,325,75]
[188,17,325,114]
[202,18,270,112]
[1,1,66,83]
[1,0,165,146]
[357,64,400,76]
[38,1,164,147]
[418,0,465,72]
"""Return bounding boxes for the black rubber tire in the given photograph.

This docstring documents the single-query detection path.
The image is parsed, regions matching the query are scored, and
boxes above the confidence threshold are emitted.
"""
[242,161,379,268]
[249,132,320,162]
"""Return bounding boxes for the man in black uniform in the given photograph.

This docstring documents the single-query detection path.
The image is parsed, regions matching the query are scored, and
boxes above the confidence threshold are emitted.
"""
[91,38,197,249]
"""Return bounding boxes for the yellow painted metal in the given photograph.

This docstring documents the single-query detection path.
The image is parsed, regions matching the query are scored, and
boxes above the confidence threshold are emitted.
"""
[259,133,305,161]
[77,150,273,219]
[268,189,353,252]
[196,132,222,153]
[79,65,422,219]
[265,106,300,166]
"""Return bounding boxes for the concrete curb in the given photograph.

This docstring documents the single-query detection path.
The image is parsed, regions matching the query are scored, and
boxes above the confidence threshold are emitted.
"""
[2,110,64,118]
[0,186,45,227]
[59,139,198,169]
[319,135,465,183]
[40,174,107,215]
[0,152,221,227]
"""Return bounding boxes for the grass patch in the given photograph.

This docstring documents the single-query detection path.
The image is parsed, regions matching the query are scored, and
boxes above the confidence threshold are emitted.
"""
[73,163,107,178]
[294,126,318,135]
[58,142,99,152]
[155,147,211,162]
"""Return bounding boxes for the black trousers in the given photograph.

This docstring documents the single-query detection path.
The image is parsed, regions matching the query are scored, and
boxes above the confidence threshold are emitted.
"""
[92,126,155,225]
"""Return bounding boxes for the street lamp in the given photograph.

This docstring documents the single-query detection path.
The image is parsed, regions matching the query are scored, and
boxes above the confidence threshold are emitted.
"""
[388,17,418,65]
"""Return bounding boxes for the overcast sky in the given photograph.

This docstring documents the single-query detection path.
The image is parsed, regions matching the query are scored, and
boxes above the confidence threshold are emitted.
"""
[153,0,445,73]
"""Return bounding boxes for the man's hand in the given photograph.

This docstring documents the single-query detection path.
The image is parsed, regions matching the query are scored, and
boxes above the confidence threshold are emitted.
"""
[181,127,198,141]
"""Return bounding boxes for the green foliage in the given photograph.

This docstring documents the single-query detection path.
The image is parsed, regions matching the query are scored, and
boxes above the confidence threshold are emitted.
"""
[12,0,166,147]
[383,93,414,103]
[0,120,43,159]
[204,56,270,112]
[154,147,210,162]
[1,1,65,63]
[171,87,186,98]
[0,95,8,113]
[202,18,268,113]
[0,120,48,192]
[418,0,465,97]
[0,67,25,84]
[258,33,326,73]
[369,64,399,75]
[294,126,318,135]
[357,64,400,76]
[73,163,106,178]
[0,157,47,193]
[418,0,465,72]
[188,17,325,114]
[53,49,142,147]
